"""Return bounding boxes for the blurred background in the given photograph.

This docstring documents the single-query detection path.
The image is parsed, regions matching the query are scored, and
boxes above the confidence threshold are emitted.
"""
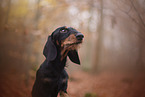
[0,0,145,97]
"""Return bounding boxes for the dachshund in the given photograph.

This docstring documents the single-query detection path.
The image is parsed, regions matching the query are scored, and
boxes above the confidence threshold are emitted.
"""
[32,26,84,97]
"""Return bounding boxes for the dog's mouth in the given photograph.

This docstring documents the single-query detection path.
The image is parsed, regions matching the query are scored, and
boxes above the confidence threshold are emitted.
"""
[63,41,82,47]
[61,34,83,50]
[61,40,82,50]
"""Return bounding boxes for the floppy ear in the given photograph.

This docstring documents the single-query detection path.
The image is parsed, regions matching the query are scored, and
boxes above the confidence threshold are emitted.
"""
[43,36,57,61]
[68,50,80,65]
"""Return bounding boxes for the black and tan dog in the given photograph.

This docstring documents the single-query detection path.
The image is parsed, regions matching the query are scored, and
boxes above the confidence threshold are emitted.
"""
[32,26,84,97]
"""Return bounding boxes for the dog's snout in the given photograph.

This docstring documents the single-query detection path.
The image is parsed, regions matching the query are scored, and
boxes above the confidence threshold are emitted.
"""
[76,33,84,40]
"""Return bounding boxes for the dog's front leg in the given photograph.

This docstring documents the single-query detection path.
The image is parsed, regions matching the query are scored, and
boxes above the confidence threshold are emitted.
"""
[60,91,69,97]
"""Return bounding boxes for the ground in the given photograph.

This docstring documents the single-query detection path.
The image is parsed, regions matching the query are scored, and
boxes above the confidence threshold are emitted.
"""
[67,71,145,97]
[0,69,145,97]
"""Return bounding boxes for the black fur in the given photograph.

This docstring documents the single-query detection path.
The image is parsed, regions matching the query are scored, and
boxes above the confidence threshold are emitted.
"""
[32,26,84,97]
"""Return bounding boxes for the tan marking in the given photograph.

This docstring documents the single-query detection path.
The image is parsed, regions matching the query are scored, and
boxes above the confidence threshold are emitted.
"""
[56,40,59,45]
[61,50,69,61]
[60,91,69,97]
[62,78,67,83]
[42,78,52,82]
[61,34,77,47]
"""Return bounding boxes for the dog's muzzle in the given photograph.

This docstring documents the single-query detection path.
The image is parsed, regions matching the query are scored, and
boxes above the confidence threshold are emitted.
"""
[61,33,84,48]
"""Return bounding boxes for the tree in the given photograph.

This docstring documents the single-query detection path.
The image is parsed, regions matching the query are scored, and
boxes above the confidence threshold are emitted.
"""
[116,0,145,70]
[92,0,104,71]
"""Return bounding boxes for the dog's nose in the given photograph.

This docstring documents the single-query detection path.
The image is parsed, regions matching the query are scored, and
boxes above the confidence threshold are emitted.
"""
[76,33,84,40]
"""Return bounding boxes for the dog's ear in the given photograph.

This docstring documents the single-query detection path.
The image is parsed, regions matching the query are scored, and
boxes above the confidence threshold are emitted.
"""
[68,50,80,65]
[43,36,57,61]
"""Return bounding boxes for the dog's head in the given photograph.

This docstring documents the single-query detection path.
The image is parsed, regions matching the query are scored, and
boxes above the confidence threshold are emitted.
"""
[43,26,84,65]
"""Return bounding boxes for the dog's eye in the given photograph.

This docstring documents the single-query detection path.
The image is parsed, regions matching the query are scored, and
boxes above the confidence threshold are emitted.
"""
[60,29,68,33]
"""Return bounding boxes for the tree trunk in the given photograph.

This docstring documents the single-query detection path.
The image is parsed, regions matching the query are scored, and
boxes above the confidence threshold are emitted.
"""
[5,0,11,25]
[136,29,145,71]
[92,0,104,72]
[34,0,41,29]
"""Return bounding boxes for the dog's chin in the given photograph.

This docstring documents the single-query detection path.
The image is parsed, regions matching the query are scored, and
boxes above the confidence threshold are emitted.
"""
[61,41,82,60]
[63,42,82,51]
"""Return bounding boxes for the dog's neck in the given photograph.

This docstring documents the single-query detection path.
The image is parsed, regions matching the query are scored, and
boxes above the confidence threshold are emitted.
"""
[50,46,68,71]
[56,42,69,62]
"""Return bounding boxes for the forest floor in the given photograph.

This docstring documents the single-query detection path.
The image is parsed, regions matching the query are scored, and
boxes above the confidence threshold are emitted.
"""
[0,68,145,97]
